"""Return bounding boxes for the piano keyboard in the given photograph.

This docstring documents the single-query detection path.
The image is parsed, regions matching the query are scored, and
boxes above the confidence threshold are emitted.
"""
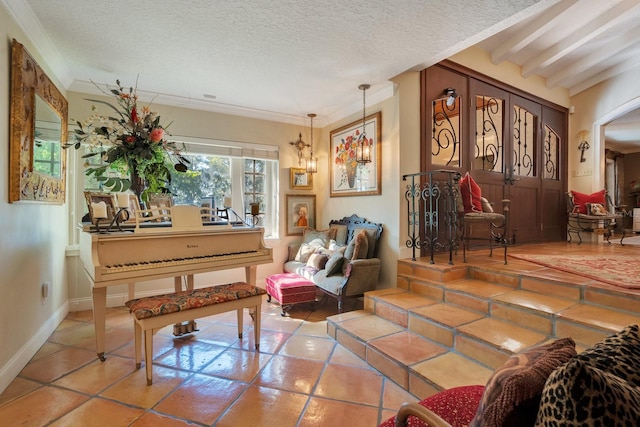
[102,249,270,273]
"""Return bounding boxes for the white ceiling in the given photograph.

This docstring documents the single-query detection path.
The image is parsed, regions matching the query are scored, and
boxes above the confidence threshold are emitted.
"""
[4,0,640,144]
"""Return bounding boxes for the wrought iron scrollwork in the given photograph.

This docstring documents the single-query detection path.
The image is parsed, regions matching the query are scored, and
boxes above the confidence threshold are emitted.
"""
[475,96,503,172]
[432,98,460,167]
[512,105,535,177]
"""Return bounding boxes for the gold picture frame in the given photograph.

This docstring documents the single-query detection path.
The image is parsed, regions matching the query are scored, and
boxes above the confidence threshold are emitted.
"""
[329,111,381,197]
[286,194,315,235]
[9,39,68,204]
[84,191,117,222]
[290,167,313,190]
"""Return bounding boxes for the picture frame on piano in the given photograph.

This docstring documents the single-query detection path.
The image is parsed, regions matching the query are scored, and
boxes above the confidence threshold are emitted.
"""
[147,193,173,222]
[286,194,316,235]
[84,191,117,222]
[123,194,141,222]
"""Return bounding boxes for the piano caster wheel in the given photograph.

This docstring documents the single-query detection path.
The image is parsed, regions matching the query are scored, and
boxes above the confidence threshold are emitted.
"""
[97,352,106,362]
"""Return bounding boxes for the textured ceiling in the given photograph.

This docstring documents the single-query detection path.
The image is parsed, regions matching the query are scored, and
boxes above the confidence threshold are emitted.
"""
[4,0,640,144]
[6,0,549,125]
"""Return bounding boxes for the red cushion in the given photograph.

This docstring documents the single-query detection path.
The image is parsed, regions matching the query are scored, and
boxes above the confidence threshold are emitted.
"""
[571,189,605,214]
[460,172,483,213]
[379,385,485,427]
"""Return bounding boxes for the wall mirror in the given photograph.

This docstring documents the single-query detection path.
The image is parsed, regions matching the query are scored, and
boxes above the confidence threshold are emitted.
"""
[9,39,68,204]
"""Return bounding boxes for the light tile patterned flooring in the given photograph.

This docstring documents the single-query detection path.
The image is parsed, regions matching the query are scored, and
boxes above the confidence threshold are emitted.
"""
[0,298,415,426]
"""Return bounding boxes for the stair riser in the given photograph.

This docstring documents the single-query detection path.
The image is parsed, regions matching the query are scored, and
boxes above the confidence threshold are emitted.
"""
[455,334,511,370]
[334,328,367,360]
[469,269,518,287]
[445,291,490,314]
[408,315,454,347]
[373,301,409,328]
[366,346,409,389]
[555,320,615,346]
[405,280,445,300]
[491,303,554,335]
[520,277,581,301]
[583,288,640,315]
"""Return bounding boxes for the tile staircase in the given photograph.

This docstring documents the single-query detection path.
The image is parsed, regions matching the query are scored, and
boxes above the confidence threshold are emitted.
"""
[326,252,640,398]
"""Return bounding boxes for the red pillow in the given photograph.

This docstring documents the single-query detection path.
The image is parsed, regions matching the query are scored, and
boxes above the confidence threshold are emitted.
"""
[378,385,485,427]
[571,189,605,214]
[460,172,483,213]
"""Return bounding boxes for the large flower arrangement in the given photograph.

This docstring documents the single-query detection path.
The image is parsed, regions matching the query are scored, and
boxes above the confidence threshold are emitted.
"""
[334,129,370,188]
[66,79,188,200]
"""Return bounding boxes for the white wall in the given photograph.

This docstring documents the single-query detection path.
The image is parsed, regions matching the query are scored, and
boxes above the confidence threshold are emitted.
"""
[0,5,70,392]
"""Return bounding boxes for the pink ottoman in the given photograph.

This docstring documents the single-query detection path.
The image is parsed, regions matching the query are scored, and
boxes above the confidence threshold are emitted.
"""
[265,273,317,316]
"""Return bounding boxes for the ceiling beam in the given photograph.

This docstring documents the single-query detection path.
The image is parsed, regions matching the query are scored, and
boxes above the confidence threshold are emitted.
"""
[522,0,640,77]
[547,26,640,89]
[491,0,577,64]
[569,56,640,97]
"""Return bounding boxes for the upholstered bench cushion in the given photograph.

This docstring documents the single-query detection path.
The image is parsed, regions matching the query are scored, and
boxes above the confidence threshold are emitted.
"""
[266,273,317,305]
[125,282,266,320]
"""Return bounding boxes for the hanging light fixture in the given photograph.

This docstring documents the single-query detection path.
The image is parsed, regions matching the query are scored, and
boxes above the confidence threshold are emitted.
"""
[305,113,318,174]
[356,84,372,164]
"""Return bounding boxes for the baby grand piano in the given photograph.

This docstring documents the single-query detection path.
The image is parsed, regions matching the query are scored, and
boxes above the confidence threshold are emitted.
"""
[79,205,272,361]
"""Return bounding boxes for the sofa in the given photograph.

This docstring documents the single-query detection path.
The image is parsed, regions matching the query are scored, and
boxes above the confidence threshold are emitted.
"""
[382,324,640,427]
[284,214,383,312]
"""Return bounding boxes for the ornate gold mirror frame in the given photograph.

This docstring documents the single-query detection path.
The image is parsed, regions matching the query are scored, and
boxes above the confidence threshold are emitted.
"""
[9,39,68,204]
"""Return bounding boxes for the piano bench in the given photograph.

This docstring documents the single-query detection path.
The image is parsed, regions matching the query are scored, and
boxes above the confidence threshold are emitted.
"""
[125,282,267,385]
[265,273,317,316]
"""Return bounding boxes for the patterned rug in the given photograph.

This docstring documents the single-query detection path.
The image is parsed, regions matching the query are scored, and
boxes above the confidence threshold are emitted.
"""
[509,254,640,289]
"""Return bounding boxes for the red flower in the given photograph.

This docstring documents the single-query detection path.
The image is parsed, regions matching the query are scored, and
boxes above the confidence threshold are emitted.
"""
[125,135,136,144]
[149,128,164,143]
[130,106,138,123]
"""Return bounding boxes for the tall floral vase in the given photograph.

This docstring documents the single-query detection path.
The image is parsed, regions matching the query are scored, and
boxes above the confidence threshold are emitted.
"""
[129,162,147,204]
[346,161,357,189]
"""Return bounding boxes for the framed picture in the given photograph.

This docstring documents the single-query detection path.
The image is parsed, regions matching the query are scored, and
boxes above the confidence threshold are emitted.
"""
[147,194,173,221]
[290,167,313,190]
[123,194,141,222]
[83,191,117,222]
[286,194,316,235]
[329,111,381,197]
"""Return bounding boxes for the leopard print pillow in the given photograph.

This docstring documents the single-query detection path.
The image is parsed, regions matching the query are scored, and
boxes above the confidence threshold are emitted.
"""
[535,358,640,426]
[574,324,640,387]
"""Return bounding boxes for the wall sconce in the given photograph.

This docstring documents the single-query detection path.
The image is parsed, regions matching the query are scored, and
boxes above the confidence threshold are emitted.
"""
[305,113,318,173]
[289,132,309,166]
[445,87,458,107]
[356,84,372,164]
[578,130,590,163]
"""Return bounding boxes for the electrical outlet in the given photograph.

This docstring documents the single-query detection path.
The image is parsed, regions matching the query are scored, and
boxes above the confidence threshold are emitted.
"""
[42,282,49,299]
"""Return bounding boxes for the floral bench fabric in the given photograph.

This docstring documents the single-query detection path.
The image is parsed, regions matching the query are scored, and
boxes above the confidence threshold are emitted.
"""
[125,282,266,320]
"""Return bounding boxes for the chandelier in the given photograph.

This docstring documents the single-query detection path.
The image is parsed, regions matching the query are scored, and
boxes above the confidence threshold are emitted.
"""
[356,84,371,164]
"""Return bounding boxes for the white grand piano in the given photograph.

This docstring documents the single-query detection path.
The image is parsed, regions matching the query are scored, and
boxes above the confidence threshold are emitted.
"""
[79,205,272,361]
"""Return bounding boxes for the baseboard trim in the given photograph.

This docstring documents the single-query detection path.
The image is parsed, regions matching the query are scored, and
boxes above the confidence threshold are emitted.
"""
[0,302,69,395]
[68,287,177,312]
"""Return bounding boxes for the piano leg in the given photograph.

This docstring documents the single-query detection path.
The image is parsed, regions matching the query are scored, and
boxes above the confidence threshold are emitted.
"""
[92,286,107,361]
[245,265,257,285]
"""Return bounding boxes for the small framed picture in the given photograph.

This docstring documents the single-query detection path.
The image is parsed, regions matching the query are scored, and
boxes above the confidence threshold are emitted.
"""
[147,194,173,221]
[286,194,315,235]
[83,191,117,222]
[290,167,313,190]
[123,194,141,222]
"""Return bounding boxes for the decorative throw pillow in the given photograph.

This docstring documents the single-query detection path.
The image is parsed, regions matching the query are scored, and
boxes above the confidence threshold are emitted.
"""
[352,229,369,260]
[302,228,335,247]
[480,197,494,213]
[294,242,320,263]
[344,239,356,260]
[460,172,483,213]
[378,385,486,427]
[470,337,577,427]
[586,202,608,216]
[571,189,606,214]
[325,252,345,276]
[353,227,378,258]
[306,252,329,270]
[329,223,349,245]
[536,358,640,427]
[574,324,640,387]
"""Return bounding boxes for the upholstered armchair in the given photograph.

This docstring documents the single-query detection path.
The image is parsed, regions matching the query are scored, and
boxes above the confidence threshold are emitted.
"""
[567,189,626,244]
[457,172,510,264]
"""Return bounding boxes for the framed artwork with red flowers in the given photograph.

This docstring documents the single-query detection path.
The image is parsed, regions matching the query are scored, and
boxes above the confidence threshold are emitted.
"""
[329,111,381,197]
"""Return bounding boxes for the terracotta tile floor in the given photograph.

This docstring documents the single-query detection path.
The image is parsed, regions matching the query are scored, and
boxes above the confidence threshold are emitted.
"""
[0,298,415,426]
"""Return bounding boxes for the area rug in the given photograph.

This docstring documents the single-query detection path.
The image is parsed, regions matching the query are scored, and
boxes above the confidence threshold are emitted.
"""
[509,254,640,289]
